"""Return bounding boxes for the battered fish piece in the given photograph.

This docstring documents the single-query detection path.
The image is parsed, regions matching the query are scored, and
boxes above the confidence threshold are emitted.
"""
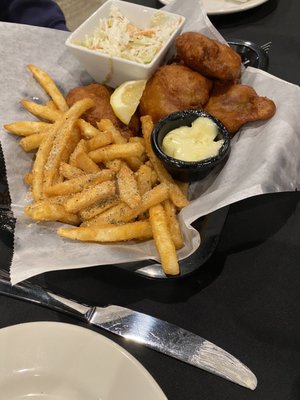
[139,64,212,123]
[175,32,241,81]
[66,83,139,137]
[204,82,276,134]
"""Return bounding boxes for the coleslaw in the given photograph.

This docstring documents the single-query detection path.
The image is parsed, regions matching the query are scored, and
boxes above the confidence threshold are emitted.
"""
[77,5,181,64]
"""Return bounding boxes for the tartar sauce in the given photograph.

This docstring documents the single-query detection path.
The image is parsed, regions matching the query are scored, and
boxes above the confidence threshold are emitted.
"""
[162,117,224,162]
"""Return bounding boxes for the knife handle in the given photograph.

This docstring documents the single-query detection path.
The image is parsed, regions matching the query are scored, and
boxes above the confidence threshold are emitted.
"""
[0,271,87,320]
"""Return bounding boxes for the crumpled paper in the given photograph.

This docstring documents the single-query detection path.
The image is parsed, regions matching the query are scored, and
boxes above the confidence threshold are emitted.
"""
[0,0,300,284]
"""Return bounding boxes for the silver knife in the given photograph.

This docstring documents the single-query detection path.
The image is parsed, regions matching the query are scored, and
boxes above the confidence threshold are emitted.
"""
[0,270,257,390]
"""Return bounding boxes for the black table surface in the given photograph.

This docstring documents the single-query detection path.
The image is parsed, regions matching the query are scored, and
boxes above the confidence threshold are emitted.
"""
[1,1,300,399]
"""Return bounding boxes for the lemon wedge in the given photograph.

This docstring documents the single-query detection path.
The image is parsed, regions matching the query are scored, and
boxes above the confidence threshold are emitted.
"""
[110,80,147,125]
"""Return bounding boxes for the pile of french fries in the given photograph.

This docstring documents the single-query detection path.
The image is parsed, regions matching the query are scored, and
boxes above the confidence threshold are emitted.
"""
[4,65,189,276]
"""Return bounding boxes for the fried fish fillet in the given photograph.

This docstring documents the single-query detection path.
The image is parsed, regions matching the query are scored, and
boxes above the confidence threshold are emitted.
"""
[139,64,212,123]
[175,32,241,81]
[204,82,276,134]
[66,83,139,137]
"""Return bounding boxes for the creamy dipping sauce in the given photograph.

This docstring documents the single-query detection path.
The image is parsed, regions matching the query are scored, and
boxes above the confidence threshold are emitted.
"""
[162,117,224,162]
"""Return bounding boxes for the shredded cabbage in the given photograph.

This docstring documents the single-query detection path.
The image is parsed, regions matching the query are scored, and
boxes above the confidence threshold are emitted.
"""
[77,5,181,64]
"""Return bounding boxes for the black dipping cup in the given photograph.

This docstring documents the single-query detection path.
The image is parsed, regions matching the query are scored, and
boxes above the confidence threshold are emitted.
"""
[151,109,231,182]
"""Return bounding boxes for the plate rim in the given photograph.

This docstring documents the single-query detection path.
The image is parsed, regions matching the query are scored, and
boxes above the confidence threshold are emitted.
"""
[0,321,167,400]
[159,0,270,15]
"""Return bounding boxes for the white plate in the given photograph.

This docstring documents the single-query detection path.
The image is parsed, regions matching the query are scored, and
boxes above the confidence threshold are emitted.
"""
[0,322,167,400]
[159,0,269,15]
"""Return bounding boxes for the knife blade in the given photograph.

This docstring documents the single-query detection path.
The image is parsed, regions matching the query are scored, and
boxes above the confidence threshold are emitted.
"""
[0,273,257,390]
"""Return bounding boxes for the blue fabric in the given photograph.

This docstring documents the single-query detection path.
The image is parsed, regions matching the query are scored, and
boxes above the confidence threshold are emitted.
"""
[0,0,68,31]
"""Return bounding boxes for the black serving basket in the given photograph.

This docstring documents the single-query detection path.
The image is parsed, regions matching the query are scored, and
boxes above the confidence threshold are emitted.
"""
[227,39,269,71]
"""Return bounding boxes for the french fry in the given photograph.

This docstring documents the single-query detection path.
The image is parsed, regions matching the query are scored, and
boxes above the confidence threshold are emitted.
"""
[21,99,62,122]
[97,119,127,144]
[79,196,119,221]
[59,162,84,180]
[77,119,102,138]
[62,98,95,124]
[117,162,141,208]
[3,121,51,136]
[19,132,46,152]
[138,183,169,215]
[129,137,145,146]
[43,124,81,188]
[64,180,116,214]
[82,201,132,226]
[86,131,113,151]
[89,142,144,163]
[84,182,169,226]
[104,159,122,172]
[129,138,148,164]
[141,115,189,209]
[136,164,153,219]
[145,161,158,186]
[31,119,62,200]
[125,156,143,171]
[27,64,68,112]
[136,164,152,195]
[149,204,180,276]
[44,169,114,197]
[69,138,87,166]
[43,98,94,189]
[25,202,80,225]
[32,194,72,205]
[151,169,158,186]
[24,172,33,186]
[45,100,58,110]
[96,120,143,170]
[75,152,101,173]
[58,220,153,242]
[163,199,184,249]
[176,180,190,197]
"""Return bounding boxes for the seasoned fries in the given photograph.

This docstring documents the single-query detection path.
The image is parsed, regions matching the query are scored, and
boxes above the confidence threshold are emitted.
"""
[21,99,63,122]
[44,169,114,197]
[27,64,68,112]
[86,131,113,151]
[149,204,180,276]
[136,164,152,195]
[88,142,144,163]
[43,99,94,190]
[25,202,80,225]
[3,121,51,136]
[64,180,116,214]
[77,119,101,138]
[58,220,153,242]
[4,64,190,276]
[163,199,184,250]
[59,162,84,180]
[82,183,169,226]
[31,120,61,200]
[75,152,101,173]
[19,132,47,152]
[117,161,141,208]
